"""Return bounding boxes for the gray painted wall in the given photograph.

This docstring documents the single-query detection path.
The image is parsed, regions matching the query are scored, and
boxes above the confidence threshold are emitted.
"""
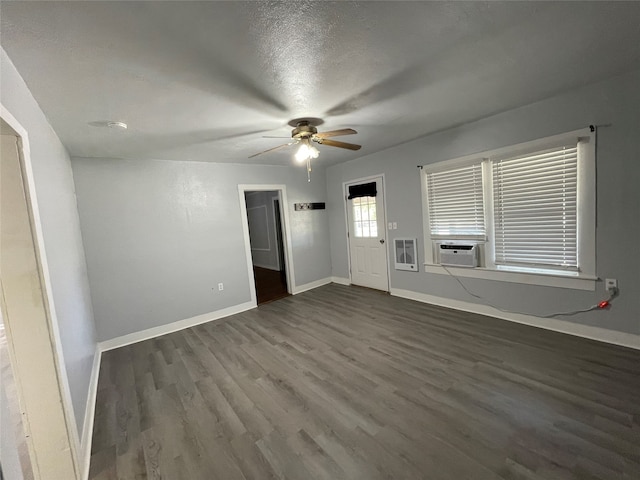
[0,48,97,436]
[326,68,640,336]
[71,158,331,341]
[245,191,281,270]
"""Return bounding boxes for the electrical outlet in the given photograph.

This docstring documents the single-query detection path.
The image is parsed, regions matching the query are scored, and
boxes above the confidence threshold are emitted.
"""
[388,222,393,230]
[218,283,224,291]
[392,222,398,229]
[605,278,617,291]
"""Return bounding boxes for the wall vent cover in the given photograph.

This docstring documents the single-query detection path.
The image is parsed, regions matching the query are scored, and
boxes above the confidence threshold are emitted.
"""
[394,238,418,271]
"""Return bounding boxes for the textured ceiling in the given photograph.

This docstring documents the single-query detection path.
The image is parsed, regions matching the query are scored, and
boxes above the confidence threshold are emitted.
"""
[2,1,640,167]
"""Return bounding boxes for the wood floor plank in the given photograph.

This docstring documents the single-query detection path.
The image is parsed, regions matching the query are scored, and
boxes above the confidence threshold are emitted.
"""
[229,432,279,480]
[90,284,640,479]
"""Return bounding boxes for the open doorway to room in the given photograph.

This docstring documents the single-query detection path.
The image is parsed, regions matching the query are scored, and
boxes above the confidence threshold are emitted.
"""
[243,189,290,305]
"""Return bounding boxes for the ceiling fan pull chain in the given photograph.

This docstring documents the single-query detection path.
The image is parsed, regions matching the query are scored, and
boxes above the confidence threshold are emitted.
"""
[307,157,312,182]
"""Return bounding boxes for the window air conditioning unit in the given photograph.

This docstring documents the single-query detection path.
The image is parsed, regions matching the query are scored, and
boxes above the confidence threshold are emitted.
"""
[439,244,478,268]
[394,238,418,271]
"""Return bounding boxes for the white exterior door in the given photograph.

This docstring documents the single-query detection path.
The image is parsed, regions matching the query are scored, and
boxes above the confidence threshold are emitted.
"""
[346,177,389,291]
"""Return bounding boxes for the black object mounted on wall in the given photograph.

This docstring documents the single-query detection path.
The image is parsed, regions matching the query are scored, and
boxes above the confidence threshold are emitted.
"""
[294,202,326,211]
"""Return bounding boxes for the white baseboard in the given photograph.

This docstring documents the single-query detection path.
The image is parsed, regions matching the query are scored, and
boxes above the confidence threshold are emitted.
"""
[98,301,256,352]
[390,288,640,351]
[291,277,332,295]
[99,279,336,352]
[331,276,350,286]
[81,346,101,480]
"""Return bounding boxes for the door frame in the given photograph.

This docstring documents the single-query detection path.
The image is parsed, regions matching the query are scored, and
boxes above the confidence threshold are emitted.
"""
[1,103,80,478]
[343,174,391,291]
[271,195,285,273]
[238,185,295,305]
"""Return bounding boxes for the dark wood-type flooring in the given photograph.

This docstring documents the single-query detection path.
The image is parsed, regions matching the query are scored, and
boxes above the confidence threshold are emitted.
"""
[89,284,640,480]
[254,266,289,305]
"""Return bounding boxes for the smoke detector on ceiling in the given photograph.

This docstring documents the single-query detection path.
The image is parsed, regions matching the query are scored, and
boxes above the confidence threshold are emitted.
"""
[88,120,128,130]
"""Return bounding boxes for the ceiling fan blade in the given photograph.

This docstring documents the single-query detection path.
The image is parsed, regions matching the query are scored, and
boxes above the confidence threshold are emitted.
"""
[261,136,291,138]
[314,128,358,139]
[248,141,296,158]
[316,138,362,151]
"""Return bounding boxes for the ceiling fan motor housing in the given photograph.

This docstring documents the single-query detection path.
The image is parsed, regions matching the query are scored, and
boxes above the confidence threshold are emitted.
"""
[292,121,318,139]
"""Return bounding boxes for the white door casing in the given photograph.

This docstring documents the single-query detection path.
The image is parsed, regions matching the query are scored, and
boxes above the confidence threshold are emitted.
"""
[345,176,389,291]
[1,129,79,479]
[238,185,295,303]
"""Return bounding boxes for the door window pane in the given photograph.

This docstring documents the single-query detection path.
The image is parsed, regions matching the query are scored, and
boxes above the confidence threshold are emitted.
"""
[353,196,378,238]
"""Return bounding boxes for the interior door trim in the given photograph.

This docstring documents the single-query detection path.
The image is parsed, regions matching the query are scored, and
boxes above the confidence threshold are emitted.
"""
[1,102,80,478]
[238,185,295,305]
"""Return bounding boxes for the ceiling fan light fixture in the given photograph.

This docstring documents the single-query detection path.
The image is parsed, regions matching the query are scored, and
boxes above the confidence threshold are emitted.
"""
[295,139,319,163]
[295,142,311,163]
[248,119,360,182]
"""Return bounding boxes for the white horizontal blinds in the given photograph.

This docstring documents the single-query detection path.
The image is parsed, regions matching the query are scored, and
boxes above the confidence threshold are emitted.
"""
[493,145,578,269]
[426,162,485,239]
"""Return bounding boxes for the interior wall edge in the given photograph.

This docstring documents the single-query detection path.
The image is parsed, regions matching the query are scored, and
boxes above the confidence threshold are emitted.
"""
[290,277,332,295]
[80,346,101,480]
[1,47,99,449]
[390,287,640,351]
[1,97,83,476]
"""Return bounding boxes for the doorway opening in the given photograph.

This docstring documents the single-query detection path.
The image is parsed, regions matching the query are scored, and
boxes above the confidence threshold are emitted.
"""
[242,188,292,305]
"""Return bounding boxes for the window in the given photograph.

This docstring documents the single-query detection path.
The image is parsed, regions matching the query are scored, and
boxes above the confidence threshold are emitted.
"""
[426,162,485,240]
[421,128,596,289]
[493,145,577,270]
[352,196,378,238]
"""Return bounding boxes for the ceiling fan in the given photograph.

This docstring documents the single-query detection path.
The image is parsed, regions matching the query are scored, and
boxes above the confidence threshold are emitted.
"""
[249,119,361,181]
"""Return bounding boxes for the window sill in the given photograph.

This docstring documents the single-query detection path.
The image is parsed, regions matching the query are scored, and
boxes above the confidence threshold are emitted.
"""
[423,264,597,291]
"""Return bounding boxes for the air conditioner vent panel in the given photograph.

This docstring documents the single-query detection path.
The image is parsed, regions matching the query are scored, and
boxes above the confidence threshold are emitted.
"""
[439,243,478,268]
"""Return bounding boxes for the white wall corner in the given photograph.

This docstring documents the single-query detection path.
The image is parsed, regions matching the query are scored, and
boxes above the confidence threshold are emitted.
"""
[292,277,332,295]
[331,276,351,286]
[390,288,640,351]
[80,346,101,480]
[98,301,256,352]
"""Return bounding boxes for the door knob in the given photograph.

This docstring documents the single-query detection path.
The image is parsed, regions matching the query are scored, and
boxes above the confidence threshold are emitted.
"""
[379,239,385,244]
